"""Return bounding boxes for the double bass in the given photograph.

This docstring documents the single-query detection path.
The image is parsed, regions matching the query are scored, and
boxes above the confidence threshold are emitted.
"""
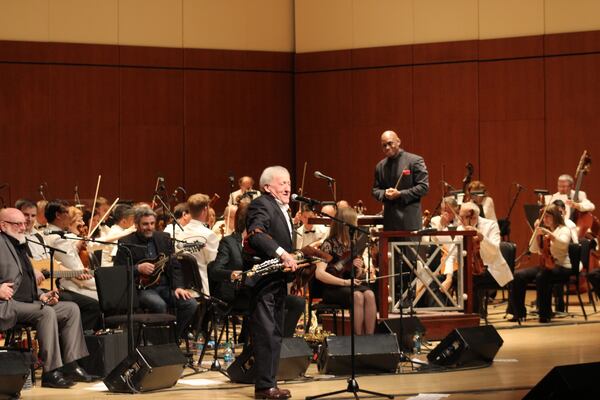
[570,150,593,238]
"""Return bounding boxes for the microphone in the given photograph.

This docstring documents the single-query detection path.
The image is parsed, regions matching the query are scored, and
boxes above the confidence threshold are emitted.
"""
[410,227,437,235]
[291,194,322,206]
[514,182,526,191]
[314,171,335,182]
[157,176,166,191]
[43,229,68,237]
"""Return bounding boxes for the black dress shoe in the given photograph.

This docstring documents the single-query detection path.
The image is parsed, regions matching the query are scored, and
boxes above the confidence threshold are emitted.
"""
[508,316,524,323]
[255,387,292,399]
[42,370,75,388]
[539,317,551,323]
[63,365,96,382]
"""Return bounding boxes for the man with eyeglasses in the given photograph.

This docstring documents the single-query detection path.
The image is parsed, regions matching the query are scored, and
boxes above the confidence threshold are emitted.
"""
[0,208,93,388]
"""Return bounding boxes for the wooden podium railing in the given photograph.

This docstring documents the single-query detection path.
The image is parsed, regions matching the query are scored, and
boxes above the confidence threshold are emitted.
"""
[376,230,477,318]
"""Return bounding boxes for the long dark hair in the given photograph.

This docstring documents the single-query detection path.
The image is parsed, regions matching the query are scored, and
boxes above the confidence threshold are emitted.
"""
[327,207,358,247]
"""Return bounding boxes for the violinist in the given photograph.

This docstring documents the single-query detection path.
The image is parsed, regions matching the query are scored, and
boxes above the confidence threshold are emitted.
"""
[100,204,136,266]
[93,197,111,237]
[445,202,513,316]
[465,181,497,221]
[43,200,101,331]
[510,205,572,323]
[316,207,377,335]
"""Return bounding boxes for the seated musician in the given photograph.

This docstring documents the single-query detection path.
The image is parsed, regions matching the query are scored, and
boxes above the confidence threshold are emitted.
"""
[35,199,48,230]
[43,200,101,332]
[15,199,48,285]
[546,174,595,236]
[295,203,328,249]
[445,202,513,316]
[100,204,136,266]
[163,202,191,237]
[170,194,219,296]
[228,176,260,206]
[114,206,198,339]
[510,204,572,323]
[316,207,377,335]
[466,180,497,221]
[212,204,237,237]
[1,208,93,388]
[93,197,112,237]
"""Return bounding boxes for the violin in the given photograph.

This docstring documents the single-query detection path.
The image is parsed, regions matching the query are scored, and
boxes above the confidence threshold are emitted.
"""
[471,235,485,275]
[538,232,555,270]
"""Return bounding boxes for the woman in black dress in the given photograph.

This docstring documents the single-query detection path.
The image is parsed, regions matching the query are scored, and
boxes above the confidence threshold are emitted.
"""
[316,207,377,335]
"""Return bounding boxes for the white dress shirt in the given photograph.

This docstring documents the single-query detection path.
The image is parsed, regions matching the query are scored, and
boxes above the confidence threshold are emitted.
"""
[445,217,513,287]
[43,223,98,300]
[173,219,219,295]
[530,225,572,270]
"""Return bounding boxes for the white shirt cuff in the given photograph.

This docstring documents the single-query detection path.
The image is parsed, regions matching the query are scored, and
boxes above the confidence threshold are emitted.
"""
[276,247,285,257]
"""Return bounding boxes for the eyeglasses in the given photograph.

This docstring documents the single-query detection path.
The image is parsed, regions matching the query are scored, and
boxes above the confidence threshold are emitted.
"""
[1,221,26,227]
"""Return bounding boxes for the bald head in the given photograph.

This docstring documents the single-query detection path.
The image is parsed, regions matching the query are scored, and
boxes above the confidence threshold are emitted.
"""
[381,130,401,158]
[0,207,23,222]
[321,205,336,217]
[0,208,26,243]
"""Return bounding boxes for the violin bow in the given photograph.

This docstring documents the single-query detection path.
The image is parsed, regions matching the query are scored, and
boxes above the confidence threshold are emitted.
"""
[88,175,102,234]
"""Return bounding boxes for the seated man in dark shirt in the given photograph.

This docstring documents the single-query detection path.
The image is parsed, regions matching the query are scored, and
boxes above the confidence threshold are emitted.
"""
[114,206,198,340]
[0,208,93,388]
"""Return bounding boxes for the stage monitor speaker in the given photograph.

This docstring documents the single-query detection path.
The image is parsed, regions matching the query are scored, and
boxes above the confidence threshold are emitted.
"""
[103,344,186,393]
[227,337,312,384]
[318,334,400,375]
[427,325,503,367]
[79,332,128,378]
[0,350,31,399]
[524,361,600,400]
[377,317,425,352]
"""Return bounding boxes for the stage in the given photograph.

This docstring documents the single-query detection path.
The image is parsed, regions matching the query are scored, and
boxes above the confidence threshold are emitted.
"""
[16,314,600,399]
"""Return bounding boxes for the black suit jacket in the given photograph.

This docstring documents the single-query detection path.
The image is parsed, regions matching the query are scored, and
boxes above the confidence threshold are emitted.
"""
[372,150,429,231]
[208,232,248,304]
[114,231,184,289]
[245,193,294,287]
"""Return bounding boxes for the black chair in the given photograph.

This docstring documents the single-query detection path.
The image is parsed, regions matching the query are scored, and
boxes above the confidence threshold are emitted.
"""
[556,243,587,320]
[94,266,177,346]
[2,324,37,385]
[582,239,597,312]
[307,277,348,335]
[480,241,517,324]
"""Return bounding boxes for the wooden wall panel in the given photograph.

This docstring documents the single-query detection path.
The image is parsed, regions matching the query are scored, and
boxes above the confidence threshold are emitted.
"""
[184,70,294,203]
[119,68,184,201]
[479,59,545,247]
[545,54,600,206]
[48,65,120,201]
[412,62,479,213]
[295,71,352,200]
[0,64,50,203]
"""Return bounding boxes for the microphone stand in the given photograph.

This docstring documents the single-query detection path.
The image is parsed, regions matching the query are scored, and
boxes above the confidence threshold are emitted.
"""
[499,185,524,241]
[155,191,183,238]
[56,234,146,353]
[25,238,66,292]
[305,204,392,400]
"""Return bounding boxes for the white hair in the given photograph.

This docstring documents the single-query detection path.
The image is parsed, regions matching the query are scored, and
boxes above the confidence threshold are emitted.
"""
[259,166,289,190]
[558,174,574,185]
[460,201,480,217]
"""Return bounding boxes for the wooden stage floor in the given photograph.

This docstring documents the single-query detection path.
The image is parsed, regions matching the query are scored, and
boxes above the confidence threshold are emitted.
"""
[16,317,600,400]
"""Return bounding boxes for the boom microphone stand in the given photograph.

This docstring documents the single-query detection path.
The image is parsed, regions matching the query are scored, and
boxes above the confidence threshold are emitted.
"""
[304,202,393,400]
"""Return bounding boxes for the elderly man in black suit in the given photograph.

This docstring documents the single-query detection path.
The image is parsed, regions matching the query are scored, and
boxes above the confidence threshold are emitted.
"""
[0,208,92,388]
[372,130,429,231]
[244,166,298,400]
